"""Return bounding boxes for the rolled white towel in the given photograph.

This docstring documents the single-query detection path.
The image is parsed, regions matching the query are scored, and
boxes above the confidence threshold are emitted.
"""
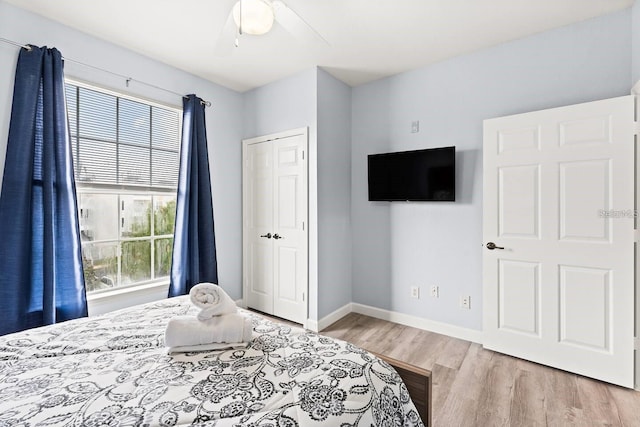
[189,283,237,320]
[164,313,252,348]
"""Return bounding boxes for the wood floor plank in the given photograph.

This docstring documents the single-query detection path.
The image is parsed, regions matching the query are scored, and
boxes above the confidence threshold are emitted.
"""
[474,352,517,425]
[434,344,493,426]
[405,330,452,369]
[575,376,624,426]
[320,313,640,427]
[606,385,640,427]
[508,368,547,426]
[430,363,458,410]
[434,335,472,370]
[541,364,581,425]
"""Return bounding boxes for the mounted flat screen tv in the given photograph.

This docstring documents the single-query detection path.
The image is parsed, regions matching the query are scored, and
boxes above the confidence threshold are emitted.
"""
[368,146,455,201]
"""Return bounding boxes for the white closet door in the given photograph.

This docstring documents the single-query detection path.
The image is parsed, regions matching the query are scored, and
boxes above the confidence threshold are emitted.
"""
[483,96,635,388]
[243,129,308,324]
[272,134,308,323]
[244,141,275,314]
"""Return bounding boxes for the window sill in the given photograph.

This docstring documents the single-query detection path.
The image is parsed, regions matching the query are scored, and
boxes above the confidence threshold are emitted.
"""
[87,281,169,316]
[87,281,169,301]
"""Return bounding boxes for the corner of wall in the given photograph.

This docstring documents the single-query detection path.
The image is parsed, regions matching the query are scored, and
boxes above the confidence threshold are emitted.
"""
[316,68,354,319]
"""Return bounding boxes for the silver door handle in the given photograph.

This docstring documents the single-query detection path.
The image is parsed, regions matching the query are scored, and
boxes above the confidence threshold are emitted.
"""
[260,233,272,239]
[486,242,504,250]
[273,234,284,240]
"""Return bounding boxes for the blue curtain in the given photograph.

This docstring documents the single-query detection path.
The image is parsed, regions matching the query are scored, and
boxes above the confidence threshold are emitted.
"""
[0,46,87,335]
[168,95,218,297]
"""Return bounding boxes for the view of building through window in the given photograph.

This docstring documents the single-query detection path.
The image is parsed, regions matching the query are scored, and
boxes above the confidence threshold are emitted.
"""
[65,82,181,293]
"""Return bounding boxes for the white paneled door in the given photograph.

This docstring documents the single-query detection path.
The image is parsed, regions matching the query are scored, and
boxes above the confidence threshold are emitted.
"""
[243,129,308,324]
[483,96,635,388]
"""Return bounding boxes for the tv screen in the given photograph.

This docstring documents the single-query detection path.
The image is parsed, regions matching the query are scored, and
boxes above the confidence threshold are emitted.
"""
[368,146,455,201]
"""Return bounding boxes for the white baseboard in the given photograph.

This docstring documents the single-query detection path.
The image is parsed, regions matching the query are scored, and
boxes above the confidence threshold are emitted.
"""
[307,303,353,332]
[243,298,483,344]
[351,303,483,344]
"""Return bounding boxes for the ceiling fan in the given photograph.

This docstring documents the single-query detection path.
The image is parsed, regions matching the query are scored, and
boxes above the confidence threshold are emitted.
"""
[214,0,327,55]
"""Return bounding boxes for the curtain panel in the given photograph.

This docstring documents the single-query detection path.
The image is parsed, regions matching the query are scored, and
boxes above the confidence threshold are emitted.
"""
[168,95,218,297]
[0,46,87,335]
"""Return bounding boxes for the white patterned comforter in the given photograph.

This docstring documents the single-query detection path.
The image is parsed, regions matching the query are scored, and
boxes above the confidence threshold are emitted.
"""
[0,296,423,426]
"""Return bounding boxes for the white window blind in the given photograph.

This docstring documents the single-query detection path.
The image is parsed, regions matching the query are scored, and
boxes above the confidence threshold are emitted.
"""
[66,84,180,188]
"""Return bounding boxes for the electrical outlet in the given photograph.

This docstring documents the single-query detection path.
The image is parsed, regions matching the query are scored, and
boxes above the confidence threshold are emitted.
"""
[410,286,420,299]
[430,285,439,298]
[411,120,420,133]
[460,296,471,309]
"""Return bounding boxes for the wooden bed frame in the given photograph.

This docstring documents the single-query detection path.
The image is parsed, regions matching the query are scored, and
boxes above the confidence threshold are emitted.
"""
[373,353,432,427]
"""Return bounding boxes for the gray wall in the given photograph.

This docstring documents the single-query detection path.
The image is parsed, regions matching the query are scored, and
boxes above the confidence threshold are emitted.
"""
[0,0,244,301]
[242,68,317,140]
[351,79,392,310]
[317,68,352,317]
[351,9,632,331]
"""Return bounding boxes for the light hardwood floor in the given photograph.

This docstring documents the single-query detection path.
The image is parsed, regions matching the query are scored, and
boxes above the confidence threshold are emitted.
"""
[320,313,640,427]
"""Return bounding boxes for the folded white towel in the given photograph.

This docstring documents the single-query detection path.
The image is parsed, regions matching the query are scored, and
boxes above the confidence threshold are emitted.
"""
[167,342,248,355]
[189,283,237,320]
[164,313,252,348]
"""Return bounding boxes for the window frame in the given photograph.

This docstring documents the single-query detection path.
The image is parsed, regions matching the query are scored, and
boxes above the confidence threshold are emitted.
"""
[66,78,182,295]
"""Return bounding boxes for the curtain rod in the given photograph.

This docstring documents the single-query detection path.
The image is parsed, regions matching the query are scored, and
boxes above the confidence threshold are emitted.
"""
[0,37,212,108]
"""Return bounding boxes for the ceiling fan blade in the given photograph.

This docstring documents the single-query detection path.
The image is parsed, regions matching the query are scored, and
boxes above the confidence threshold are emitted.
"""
[213,11,237,57]
[272,1,328,46]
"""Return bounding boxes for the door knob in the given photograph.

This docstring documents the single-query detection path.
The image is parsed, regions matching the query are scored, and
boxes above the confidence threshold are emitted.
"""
[260,233,272,239]
[486,242,504,250]
[273,234,284,240]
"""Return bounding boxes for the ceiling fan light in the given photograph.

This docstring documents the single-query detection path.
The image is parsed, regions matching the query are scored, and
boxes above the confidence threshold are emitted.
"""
[232,0,275,36]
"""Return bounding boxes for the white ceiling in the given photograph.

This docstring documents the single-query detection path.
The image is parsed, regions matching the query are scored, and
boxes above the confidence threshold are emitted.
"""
[4,0,634,92]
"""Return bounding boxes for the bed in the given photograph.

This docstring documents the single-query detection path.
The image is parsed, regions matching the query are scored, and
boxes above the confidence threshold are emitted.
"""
[0,296,430,426]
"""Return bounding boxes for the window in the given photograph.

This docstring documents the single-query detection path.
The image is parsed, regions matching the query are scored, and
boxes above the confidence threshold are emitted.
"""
[65,81,181,293]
